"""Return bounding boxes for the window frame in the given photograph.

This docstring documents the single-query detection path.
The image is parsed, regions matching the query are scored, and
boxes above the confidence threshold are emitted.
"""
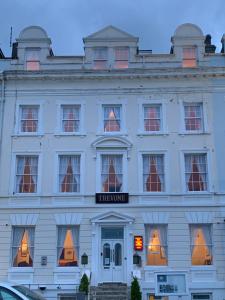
[138,100,167,135]
[93,47,108,70]
[145,224,168,267]
[55,101,85,136]
[96,151,127,193]
[97,100,127,135]
[11,226,35,268]
[15,102,43,136]
[189,224,213,267]
[11,152,41,196]
[182,47,197,68]
[114,47,129,69]
[25,48,41,71]
[56,225,80,268]
[181,150,211,194]
[139,151,168,194]
[54,152,84,195]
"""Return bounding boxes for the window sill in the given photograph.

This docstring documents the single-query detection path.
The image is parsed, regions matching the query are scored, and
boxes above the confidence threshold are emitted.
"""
[8,267,34,273]
[12,193,40,197]
[144,265,168,270]
[54,132,86,137]
[12,133,44,137]
[137,131,169,136]
[54,267,80,272]
[179,131,210,136]
[190,265,215,270]
[96,132,128,136]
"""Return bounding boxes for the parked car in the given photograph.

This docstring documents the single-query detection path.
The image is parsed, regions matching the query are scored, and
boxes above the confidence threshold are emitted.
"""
[0,282,47,300]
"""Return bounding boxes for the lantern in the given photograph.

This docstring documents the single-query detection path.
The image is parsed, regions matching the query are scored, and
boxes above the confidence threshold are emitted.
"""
[81,253,88,266]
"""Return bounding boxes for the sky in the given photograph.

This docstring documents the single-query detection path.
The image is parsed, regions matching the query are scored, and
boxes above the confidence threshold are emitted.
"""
[0,0,225,57]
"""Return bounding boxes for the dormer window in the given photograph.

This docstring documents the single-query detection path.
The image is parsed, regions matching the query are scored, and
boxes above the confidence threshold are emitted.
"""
[114,47,129,69]
[93,47,108,69]
[25,49,40,70]
[182,47,196,68]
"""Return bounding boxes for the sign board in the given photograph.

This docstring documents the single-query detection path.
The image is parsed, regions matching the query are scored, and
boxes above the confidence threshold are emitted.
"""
[134,236,143,251]
[95,193,129,204]
[155,273,187,296]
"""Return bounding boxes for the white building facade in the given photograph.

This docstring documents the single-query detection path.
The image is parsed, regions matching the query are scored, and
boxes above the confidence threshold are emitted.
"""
[0,23,225,300]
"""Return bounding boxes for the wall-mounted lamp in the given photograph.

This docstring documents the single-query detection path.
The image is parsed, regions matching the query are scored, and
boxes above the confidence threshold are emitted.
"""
[81,252,88,266]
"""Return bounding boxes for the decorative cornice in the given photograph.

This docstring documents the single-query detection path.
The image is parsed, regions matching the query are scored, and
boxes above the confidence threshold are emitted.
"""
[10,213,39,225]
[185,212,214,223]
[54,213,83,225]
[142,212,169,224]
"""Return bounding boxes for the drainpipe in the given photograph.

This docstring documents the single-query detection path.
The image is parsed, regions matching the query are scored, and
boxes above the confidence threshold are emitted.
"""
[0,72,5,170]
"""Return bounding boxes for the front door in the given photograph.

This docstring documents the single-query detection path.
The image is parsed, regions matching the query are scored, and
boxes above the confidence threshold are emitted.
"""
[101,227,124,282]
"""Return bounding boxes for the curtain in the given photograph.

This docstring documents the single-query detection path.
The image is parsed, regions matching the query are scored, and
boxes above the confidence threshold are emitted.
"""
[94,48,107,60]
[27,228,35,262]
[186,155,206,191]
[158,225,167,258]
[202,225,212,257]
[144,106,160,131]
[57,226,68,261]
[104,106,120,131]
[144,155,164,192]
[59,156,80,192]
[115,48,128,60]
[62,106,79,132]
[21,107,38,132]
[71,226,79,261]
[102,155,122,192]
[12,227,25,266]
[17,156,38,193]
[191,226,199,255]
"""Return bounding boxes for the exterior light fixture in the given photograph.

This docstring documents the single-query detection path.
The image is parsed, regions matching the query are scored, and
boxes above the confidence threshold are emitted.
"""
[81,252,88,266]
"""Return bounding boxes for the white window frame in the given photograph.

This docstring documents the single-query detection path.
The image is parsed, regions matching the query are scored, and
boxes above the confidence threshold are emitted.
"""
[25,48,41,71]
[182,47,197,68]
[180,101,208,134]
[11,152,42,196]
[93,47,108,69]
[114,47,129,69]
[54,152,85,195]
[96,151,127,193]
[189,224,213,267]
[55,100,85,136]
[138,151,169,194]
[11,226,35,268]
[97,100,127,135]
[180,150,211,194]
[138,99,167,135]
[15,101,43,136]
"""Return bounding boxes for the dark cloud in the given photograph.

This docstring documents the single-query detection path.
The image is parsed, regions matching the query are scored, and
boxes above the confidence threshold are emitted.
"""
[0,0,225,56]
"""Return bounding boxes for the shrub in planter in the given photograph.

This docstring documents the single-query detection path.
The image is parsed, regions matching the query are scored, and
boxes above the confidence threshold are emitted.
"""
[79,273,89,295]
[131,277,142,300]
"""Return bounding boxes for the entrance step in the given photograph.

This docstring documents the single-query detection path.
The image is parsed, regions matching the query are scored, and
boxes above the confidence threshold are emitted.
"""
[90,282,129,300]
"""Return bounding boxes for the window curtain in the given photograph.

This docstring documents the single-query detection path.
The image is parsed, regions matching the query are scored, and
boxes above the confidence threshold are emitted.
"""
[115,48,128,60]
[144,155,163,191]
[144,106,160,131]
[17,157,37,193]
[71,226,79,261]
[202,225,212,256]
[57,226,68,261]
[186,155,206,191]
[27,228,35,262]
[59,156,80,192]
[12,227,25,266]
[94,48,107,60]
[191,225,212,257]
[146,225,167,258]
[104,106,120,131]
[191,226,199,256]
[62,106,79,132]
[21,107,38,132]
[102,155,122,192]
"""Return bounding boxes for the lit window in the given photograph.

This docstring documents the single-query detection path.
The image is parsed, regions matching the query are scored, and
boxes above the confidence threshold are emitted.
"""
[57,226,79,267]
[143,154,164,192]
[145,225,167,266]
[93,48,107,69]
[190,225,212,265]
[61,105,80,133]
[144,105,162,132]
[59,155,80,193]
[114,47,129,69]
[20,106,39,133]
[16,156,38,193]
[182,47,196,68]
[185,154,208,192]
[12,227,34,267]
[149,295,168,300]
[26,49,40,71]
[103,105,121,132]
[101,155,122,192]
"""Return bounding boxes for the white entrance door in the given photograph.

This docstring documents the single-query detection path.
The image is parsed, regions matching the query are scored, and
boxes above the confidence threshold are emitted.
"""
[101,227,124,282]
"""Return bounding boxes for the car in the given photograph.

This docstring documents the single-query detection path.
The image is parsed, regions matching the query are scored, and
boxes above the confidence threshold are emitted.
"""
[0,282,47,300]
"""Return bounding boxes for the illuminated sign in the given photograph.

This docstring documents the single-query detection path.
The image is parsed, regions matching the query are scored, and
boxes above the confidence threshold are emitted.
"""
[134,236,143,251]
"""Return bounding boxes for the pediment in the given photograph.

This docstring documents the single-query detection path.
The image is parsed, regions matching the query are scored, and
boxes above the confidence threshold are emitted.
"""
[84,25,138,42]
[91,211,135,224]
[91,136,132,149]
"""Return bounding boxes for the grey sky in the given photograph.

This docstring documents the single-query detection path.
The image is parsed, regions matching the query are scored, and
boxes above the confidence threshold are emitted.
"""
[0,0,225,57]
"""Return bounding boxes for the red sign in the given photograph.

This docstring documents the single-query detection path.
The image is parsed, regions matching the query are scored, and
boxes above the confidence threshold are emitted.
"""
[134,236,143,251]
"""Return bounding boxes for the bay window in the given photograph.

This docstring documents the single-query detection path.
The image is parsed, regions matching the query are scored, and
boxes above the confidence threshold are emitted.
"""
[57,226,79,267]
[58,155,80,193]
[12,227,35,267]
[145,225,168,266]
[190,224,213,265]
[101,154,123,192]
[184,153,208,192]
[15,156,38,193]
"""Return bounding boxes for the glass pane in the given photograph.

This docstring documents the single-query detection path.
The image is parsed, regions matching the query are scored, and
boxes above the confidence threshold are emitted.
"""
[114,243,122,266]
[103,243,110,266]
[102,227,123,239]
[0,288,21,300]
